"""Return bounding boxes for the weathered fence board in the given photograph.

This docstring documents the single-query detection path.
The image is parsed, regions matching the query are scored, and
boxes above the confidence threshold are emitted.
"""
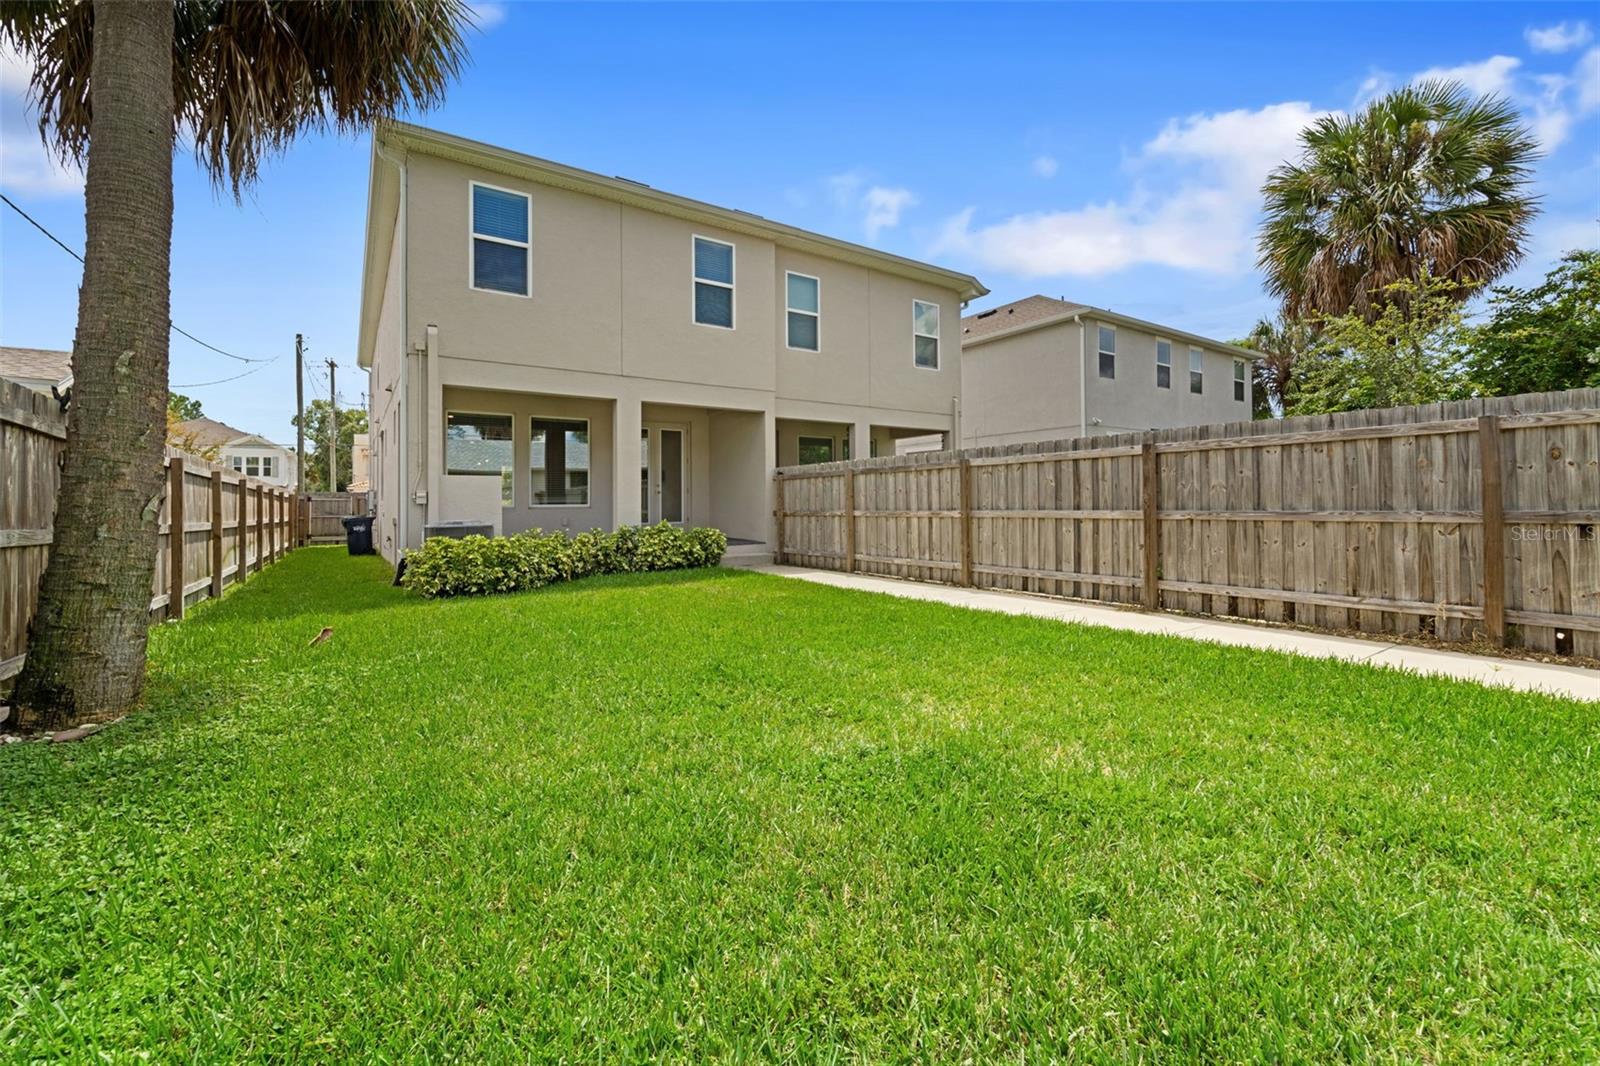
[776,388,1600,659]
[302,491,369,544]
[2,376,296,684]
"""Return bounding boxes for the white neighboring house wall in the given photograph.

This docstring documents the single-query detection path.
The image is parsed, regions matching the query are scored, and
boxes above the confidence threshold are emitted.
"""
[218,437,297,488]
[960,296,1262,448]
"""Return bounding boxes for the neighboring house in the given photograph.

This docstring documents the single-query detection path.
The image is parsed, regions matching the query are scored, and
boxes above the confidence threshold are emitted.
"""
[357,123,986,562]
[173,417,298,488]
[349,433,372,493]
[960,296,1262,448]
[0,345,71,396]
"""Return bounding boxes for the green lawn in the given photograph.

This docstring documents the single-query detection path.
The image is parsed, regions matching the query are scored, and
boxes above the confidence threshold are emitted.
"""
[2,548,1597,1060]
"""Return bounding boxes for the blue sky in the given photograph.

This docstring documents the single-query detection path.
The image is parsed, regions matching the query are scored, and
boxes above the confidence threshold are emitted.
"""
[3,2,1598,443]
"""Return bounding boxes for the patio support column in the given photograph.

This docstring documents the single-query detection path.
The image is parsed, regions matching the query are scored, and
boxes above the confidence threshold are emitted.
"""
[613,395,642,529]
[850,419,872,462]
[762,407,778,546]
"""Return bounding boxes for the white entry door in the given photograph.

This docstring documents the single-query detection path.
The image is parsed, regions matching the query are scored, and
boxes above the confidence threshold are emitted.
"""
[640,423,687,525]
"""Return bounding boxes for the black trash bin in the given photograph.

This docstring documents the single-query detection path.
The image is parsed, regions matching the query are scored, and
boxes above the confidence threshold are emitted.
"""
[341,515,375,556]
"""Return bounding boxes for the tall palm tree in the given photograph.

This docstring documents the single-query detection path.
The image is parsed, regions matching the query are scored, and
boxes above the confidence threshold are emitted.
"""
[1258,81,1539,323]
[2,1,471,731]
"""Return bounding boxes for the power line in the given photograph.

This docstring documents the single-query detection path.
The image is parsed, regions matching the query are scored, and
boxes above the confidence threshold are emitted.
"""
[2,190,277,368]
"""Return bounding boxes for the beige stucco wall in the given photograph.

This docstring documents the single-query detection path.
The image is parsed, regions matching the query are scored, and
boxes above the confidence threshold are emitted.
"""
[961,318,1253,447]
[1081,317,1252,434]
[369,200,406,561]
[960,321,1083,448]
[400,152,962,413]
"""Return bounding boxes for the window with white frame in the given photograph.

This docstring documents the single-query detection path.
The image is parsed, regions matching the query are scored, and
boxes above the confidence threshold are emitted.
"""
[531,417,589,506]
[913,300,940,369]
[1233,359,1247,402]
[1189,347,1204,394]
[693,236,735,328]
[470,183,530,296]
[1156,340,1172,389]
[1098,325,1116,379]
[230,456,243,472]
[245,456,261,477]
[446,411,514,506]
[260,456,276,479]
[786,272,820,351]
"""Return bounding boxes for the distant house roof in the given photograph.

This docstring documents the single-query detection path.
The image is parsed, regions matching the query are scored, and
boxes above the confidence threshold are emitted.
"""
[173,416,284,450]
[0,346,72,391]
[961,295,1262,359]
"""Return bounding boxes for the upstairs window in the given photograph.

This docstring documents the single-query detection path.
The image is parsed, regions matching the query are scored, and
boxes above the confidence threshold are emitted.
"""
[1098,325,1116,379]
[260,456,276,479]
[470,183,531,296]
[1156,340,1172,389]
[693,236,735,328]
[913,300,940,369]
[1189,347,1205,394]
[786,272,820,351]
[1233,359,1247,402]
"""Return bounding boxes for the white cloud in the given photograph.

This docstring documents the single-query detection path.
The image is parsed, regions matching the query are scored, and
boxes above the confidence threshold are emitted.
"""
[1414,55,1521,98]
[467,2,509,31]
[1526,21,1593,54]
[0,44,83,197]
[1352,71,1394,108]
[823,171,917,239]
[1030,155,1059,178]
[935,102,1328,279]
[1579,47,1600,112]
[862,186,916,239]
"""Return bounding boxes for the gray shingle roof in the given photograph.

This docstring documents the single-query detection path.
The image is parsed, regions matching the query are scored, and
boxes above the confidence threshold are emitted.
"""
[961,296,1090,340]
[0,346,72,390]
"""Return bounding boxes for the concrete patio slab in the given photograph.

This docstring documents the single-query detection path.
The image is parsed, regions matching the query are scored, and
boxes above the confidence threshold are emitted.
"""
[753,565,1600,703]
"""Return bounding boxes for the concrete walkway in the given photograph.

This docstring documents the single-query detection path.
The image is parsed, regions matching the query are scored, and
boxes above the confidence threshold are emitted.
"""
[753,565,1600,703]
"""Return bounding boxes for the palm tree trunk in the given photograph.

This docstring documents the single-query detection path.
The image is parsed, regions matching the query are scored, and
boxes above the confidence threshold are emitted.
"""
[12,1,174,730]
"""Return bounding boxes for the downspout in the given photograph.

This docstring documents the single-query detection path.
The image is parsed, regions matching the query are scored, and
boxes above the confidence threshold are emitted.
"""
[375,139,408,550]
[1074,314,1086,436]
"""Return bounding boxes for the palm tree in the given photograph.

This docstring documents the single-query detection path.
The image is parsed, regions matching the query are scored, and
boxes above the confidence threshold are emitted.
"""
[2,1,471,731]
[1258,81,1538,323]
[1236,314,1321,418]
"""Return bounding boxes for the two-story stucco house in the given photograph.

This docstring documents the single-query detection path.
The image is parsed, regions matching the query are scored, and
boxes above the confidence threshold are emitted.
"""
[960,296,1263,448]
[357,124,986,563]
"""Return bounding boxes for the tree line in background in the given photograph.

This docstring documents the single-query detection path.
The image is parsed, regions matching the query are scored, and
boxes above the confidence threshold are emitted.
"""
[1242,81,1598,418]
[293,399,368,493]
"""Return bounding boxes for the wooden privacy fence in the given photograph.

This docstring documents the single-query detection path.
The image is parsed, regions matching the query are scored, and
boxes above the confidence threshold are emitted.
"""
[2,377,298,683]
[775,388,1600,658]
[302,491,369,544]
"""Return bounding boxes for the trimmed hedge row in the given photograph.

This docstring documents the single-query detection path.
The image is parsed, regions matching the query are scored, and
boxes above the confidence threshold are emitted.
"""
[399,524,729,598]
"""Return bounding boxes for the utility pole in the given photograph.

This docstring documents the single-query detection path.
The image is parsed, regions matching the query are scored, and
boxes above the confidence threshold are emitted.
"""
[326,358,338,492]
[294,333,304,491]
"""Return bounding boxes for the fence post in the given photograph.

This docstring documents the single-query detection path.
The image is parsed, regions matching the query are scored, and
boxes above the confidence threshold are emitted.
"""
[958,458,973,588]
[209,470,224,598]
[272,490,282,561]
[254,483,265,573]
[774,475,785,566]
[236,478,248,583]
[843,467,856,574]
[1478,415,1506,646]
[167,456,185,621]
[1141,435,1160,610]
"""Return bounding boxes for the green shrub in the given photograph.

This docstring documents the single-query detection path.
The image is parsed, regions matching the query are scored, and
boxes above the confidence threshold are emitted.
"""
[400,523,728,598]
